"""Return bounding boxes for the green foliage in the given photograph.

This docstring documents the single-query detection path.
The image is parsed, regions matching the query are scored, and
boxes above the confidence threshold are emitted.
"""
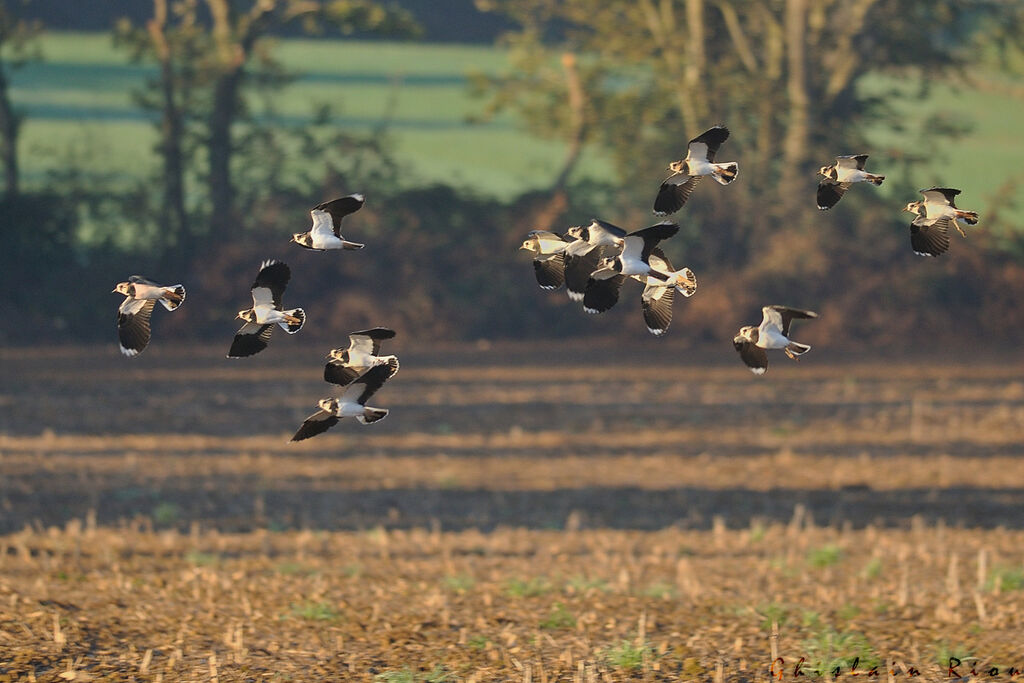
[289,601,341,621]
[504,576,551,597]
[801,628,880,677]
[807,545,843,569]
[757,602,789,631]
[374,665,451,683]
[441,574,475,592]
[986,565,1024,592]
[151,502,180,526]
[861,557,883,580]
[604,639,650,672]
[539,602,576,630]
[184,551,220,566]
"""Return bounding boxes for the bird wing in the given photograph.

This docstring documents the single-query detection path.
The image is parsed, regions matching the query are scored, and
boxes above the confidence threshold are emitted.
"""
[290,409,340,442]
[835,154,868,170]
[910,216,951,257]
[687,125,730,162]
[324,361,363,387]
[733,337,768,375]
[309,209,335,238]
[646,247,673,276]
[765,305,818,337]
[920,187,960,207]
[340,362,396,406]
[251,259,290,309]
[349,327,396,355]
[582,274,625,314]
[314,194,365,237]
[128,275,159,286]
[641,284,674,336]
[564,247,603,302]
[228,323,273,358]
[533,253,566,290]
[629,222,679,262]
[117,298,156,357]
[654,175,702,216]
[588,219,628,243]
[816,180,850,210]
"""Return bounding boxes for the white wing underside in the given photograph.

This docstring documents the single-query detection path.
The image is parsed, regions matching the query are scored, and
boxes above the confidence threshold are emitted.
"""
[119,296,149,316]
[251,286,275,308]
[310,209,335,237]
[348,334,375,356]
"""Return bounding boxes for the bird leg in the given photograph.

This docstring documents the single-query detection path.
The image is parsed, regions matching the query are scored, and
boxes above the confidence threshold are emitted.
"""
[954,223,967,238]
[784,348,798,361]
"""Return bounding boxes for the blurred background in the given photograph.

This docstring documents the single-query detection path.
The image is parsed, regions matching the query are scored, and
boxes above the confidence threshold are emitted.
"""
[0,0,1022,349]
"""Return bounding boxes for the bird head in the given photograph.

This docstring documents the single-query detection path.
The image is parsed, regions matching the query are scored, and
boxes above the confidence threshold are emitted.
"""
[329,349,350,363]
[112,282,133,296]
[818,165,837,180]
[903,201,923,215]
[520,238,535,252]
[737,325,758,343]
[318,397,340,414]
[237,309,256,323]
[291,233,311,246]
[565,225,586,242]
[668,160,686,174]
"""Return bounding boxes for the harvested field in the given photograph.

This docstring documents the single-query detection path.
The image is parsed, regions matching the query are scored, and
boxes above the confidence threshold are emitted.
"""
[2,344,1024,681]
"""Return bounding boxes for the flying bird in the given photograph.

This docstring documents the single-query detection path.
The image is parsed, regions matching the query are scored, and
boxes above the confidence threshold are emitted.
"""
[520,230,569,290]
[325,327,400,387]
[733,306,818,375]
[637,249,697,336]
[290,362,397,442]
[654,125,739,216]
[816,155,885,210]
[291,194,366,251]
[904,187,979,239]
[228,260,305,358]
[112,276,186,357]
[563,220,628,301]
[584,222,679,314]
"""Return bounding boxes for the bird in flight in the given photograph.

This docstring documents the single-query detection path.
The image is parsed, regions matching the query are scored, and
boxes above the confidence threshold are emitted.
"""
[325,327,400,387]
[733,306,818,375]
[816,154,884,210]
[654,125,738,215]
[291,194,366,251]
[228,260,305,358]
[112,276,186,357]
[291,362,397,442]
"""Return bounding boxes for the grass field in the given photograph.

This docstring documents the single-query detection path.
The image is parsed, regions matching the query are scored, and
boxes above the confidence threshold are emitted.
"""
[2,344,1024,680]
[11,32,1024,212]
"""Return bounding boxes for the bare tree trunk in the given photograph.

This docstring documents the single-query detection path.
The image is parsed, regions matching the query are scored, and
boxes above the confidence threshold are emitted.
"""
[0,62,19,197]
[208,68,242,237]
[781,0,810,210]
[148,0,190,269]
[534,52,586,232]
[639,0,698,134]
[684,0,706,122]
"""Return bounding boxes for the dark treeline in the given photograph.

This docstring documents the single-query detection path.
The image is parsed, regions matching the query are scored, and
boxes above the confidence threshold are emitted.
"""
[1,0,1024,350]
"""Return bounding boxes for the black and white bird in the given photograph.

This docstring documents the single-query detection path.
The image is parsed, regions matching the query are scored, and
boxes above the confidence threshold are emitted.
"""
[325,327,400,387]
[637,249,697,336]
[520,230,569,290]
[654,125,739,216]
[816,155,885,210]
[563,220,628,301]
[904,187,979,239]
[733,306,818,375]
[228,260,305,358]
[584,222,680,314]
[112,276,186,357]
[290,362,397,442]
[291,194,366,251]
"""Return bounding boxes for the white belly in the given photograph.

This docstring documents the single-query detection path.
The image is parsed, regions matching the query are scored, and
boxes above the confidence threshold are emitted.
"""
[685,155,715,176]
[253,305,286,324]
[311,233,344,249]
[133,284,166,300]
[758,328,790,350]
[337,401,365,418]
[835,167,867,183]
[925,203,956,220]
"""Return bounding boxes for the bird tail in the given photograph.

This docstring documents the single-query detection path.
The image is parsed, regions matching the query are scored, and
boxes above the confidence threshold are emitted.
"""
[867,174,885,186]
[280,308,305,334]
[712,162,739,185]
[159,285,186,311]
[358,407,389,424]
[341,240,365,250]
[674,268,697,298]
[956,210,979,225]
[785,341,811,359]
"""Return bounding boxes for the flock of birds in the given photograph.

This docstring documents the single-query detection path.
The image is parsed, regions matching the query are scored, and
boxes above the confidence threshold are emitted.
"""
[110,124,983,437]
[113,194,400,441]
[519,124,981,374]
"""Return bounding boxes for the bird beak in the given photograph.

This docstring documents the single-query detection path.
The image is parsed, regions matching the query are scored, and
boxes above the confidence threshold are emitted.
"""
[111,288,118,293]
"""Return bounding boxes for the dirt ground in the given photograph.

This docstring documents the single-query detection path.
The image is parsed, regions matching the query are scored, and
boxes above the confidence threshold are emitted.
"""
[2,343,1024,681]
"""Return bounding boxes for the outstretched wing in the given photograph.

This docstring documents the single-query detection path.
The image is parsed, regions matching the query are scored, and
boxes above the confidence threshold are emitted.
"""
[624,222,679,263]
[641,285,674,336]
[816,180,850,210]
[835,154,868,170]
[314,194,365,237]
[348,327,396,355]
[533,253,565,290]
[308,209,335,238]
[564,247,602,302]
[341,362,396,406]
[228,323,273,358]
[687,125,730,162]
[251,260,290,309]
[290,409,340,442]
[733,337,768,375]
[654,175,702,216]
[582,274,625,314]
[920,187,960,207]
[910,216,951,257]
[117,297,156,357]
[764,305,818,337]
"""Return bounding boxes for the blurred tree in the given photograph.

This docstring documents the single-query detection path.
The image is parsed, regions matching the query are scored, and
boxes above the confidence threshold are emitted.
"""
[0,0,41,197]
[115,0,419,264]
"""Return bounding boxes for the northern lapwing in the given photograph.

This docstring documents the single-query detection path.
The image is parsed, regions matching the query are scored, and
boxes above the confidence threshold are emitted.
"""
[325,327,400,387]
[112,276,186,357]
[816,155,884,210]
[637,248,697,336]
[520,230,569,290]
[563,220,627,301]
[291,194,366,251]
[654,125,738,215]
[733,306,818,375]
[584,222,679,314]
[228,260,305,358]
[290,362,396,442]
[904,187,979,239]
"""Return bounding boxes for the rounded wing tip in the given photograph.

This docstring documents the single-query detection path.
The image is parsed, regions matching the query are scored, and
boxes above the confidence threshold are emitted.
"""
[120,346,140,358]
[350,193,365,202]
[750,367,767,375]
